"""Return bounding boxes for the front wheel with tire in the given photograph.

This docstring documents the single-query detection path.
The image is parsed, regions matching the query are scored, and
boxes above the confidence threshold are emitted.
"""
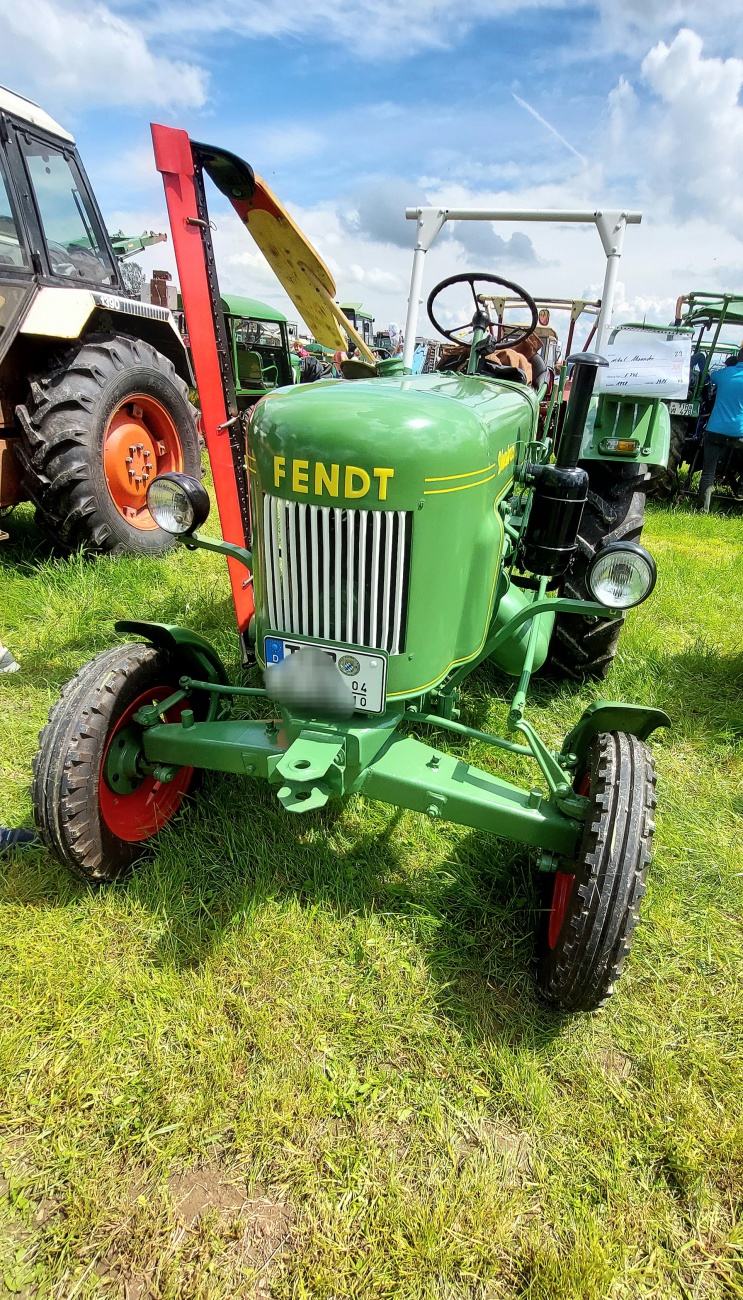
[33,643,199,883]
[15,332,200,555]
[536,731,657,1011]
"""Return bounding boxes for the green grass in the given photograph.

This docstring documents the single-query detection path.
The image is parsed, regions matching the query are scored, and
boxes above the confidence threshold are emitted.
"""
[1,499,742,1299]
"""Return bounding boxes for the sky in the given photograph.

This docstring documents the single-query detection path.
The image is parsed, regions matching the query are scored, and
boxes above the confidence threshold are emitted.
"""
[1,0,742,341]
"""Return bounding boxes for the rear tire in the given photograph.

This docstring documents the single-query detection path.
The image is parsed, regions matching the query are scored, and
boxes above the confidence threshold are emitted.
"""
[33,643,198,883]
[548,469,648,679]
[15,333,200,555]
[646,416,686,499]
[536,732,657,1011]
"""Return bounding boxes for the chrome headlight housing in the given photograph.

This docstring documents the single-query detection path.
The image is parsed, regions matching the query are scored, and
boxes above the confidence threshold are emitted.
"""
[586,541,657,610]
[146,472,210,535]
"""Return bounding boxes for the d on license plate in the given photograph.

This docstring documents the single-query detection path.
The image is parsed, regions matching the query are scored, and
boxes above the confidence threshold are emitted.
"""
[668,401,696,416]
[264,637,388,713]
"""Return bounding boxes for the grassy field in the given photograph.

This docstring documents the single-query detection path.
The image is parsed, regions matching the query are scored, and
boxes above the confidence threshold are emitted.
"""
[0,498,742,1299]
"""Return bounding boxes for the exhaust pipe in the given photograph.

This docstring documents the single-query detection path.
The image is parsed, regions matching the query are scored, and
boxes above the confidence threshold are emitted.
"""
[555,352,608,468]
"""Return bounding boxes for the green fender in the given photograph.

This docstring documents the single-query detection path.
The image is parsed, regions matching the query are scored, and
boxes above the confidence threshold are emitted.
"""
[560,701,671,766]
[115,621,229,687]
[581,395,670,469]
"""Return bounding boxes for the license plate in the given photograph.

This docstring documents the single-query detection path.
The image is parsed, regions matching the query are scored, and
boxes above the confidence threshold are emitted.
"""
[668,401,698,416]
[264,637,388,714]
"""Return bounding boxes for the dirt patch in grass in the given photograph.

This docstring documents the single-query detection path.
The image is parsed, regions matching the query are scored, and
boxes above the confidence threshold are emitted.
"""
[96,1164,294,1298]
[598,1047,633,1081]
[168,1164,248,1226]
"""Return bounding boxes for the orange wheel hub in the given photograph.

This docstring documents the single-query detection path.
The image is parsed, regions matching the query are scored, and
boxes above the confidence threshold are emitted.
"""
[103,394,183,530]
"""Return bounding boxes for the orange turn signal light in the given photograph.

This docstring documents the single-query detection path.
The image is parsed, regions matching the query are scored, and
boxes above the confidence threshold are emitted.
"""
[598,438,639,455]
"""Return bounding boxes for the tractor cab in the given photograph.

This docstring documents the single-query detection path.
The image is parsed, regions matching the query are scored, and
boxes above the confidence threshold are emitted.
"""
[339,302,374,353]
[222,295,295,407]
[0,86,195,555]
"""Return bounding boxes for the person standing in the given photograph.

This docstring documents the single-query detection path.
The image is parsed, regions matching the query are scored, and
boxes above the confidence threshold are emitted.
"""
[697,346,743,511]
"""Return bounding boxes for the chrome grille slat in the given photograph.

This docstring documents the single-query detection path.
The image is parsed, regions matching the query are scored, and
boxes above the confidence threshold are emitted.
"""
[392,510,407,653]
[263,493,278,631]
[333,506,343,641]
[322,507,331,639]
[279,501,291,631]
[370,512,381,647]
[310,507,320,638]
[357,511,368,647]
[287,504,299,631]
[261,495,411,655]
[298,503,309,636]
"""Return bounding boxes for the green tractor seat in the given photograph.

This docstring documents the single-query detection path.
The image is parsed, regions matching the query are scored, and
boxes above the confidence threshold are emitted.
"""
[237,346,279,389]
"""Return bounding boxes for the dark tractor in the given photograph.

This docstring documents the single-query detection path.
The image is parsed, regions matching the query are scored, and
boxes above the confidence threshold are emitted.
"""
[0,85,199,554]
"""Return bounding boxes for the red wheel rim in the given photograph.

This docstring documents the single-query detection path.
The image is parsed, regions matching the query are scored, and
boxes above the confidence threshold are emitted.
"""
[103,393,184,531]
[99,687,194,842]
[547,773,589,949]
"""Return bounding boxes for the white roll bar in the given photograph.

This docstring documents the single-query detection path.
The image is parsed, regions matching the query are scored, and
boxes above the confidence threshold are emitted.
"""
[401,207,642,370]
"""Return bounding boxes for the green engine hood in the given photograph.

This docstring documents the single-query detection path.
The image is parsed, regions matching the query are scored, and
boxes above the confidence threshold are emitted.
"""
[247,372,537,700]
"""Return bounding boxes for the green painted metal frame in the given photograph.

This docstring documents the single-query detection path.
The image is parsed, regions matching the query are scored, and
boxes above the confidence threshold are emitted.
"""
[117,532,668,864]
[116,605,669,868]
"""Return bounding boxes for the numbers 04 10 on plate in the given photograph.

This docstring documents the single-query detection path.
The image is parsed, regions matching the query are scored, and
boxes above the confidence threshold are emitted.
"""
[264,637,388,713]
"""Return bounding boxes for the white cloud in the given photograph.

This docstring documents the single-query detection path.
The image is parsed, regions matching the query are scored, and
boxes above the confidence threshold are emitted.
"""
[595,0,743,54]
[143,0,579,61]
[347,263,403,292]
[610,28,743,239]
[74,11,743,350]
[0,0,206,111]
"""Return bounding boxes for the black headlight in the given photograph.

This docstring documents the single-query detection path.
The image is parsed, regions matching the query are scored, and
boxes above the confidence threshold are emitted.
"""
[146,472,210,535]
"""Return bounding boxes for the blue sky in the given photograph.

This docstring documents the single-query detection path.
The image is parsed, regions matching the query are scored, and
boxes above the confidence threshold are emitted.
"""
[2,0,742,335]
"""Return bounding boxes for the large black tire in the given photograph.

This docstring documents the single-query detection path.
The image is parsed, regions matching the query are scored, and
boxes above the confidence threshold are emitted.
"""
[33,643,198,883]
[536,732,657,1011]
[548,468,648,680]
[15,333,200,555]
[646,416,686,499]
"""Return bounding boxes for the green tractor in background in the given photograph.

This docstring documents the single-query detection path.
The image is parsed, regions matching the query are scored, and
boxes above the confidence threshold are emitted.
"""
[218,294,295,407]
[651,291,743,501]
[339,302,376,355]
[32,132,671,1011]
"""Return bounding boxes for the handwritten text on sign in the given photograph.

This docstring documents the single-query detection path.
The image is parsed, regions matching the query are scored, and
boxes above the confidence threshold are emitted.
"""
[598,327,692,399]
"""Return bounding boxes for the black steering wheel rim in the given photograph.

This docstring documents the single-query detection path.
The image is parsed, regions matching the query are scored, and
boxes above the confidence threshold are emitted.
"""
[426,272,539,352]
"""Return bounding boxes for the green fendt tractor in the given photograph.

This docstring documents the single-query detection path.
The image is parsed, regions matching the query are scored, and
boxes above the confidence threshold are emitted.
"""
[32,131,670,1011]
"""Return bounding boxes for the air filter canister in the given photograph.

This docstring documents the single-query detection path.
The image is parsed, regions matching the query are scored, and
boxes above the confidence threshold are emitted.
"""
[519,463,588,577]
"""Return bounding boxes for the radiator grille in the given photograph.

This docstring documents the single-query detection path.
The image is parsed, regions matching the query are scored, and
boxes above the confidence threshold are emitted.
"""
[261,495,412,655]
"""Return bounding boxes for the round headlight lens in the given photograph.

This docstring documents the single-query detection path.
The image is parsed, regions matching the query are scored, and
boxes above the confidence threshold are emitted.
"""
[146,473,209,535]
[587,542,657,610]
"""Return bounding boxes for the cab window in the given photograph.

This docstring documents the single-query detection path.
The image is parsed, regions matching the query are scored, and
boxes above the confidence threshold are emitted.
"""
[0,165,28,269]
[23,142,114,285]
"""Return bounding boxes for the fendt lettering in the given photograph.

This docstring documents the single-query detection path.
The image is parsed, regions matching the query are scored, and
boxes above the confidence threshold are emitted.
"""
[273,456,395,501]
[498,444,516,473]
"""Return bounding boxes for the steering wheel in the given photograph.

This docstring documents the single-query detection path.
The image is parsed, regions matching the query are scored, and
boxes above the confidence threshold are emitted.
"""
[427,272,539,352]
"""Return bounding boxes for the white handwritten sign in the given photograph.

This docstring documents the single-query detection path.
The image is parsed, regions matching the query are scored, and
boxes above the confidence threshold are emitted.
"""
[598,326,693,399]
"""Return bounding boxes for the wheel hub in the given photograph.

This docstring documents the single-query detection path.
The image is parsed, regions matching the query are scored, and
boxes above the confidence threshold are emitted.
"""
[103,722,147,795]
[103,394,184,530]
[104,409,159,513]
